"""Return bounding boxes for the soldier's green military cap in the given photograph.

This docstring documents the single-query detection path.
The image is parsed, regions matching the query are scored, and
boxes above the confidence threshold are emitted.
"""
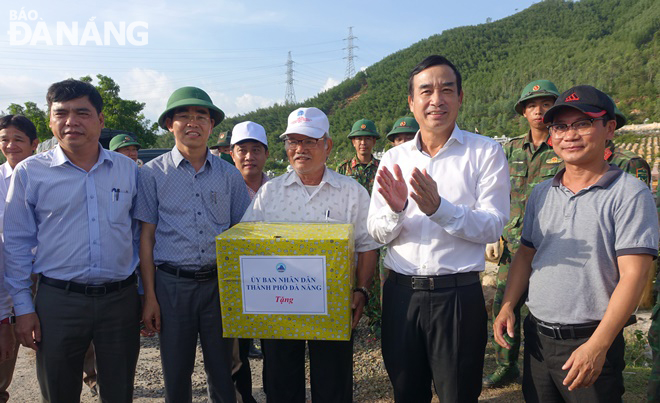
[210,130,232,149]
[514,80,560,115]
[158,86,225,129]
[608,95,626,130]
[348,119,380,139]
[109,134,141,151]
[386,117,419,142]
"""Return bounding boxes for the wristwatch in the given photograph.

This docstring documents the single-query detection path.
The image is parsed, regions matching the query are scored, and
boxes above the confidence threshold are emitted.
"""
[353,286,370,306]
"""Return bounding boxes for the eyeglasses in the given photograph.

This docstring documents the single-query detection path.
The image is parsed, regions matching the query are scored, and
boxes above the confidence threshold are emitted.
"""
[173,113,211,125]
[284,138,323,149]
[548,118,605,138]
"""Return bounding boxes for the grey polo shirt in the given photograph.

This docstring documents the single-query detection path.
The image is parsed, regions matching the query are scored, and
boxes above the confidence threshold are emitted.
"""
[521,165,658,324]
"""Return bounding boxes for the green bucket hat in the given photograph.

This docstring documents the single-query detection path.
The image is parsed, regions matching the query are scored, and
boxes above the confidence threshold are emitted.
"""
[158,86,225,129]
[109,134,141,151]
[210,130,232,149]
[386,117,419,142]
[514,80,560,115]
[348,119,380,139]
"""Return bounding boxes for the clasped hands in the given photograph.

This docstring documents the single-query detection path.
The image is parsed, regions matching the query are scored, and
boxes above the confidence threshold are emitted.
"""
[376,164,440,215]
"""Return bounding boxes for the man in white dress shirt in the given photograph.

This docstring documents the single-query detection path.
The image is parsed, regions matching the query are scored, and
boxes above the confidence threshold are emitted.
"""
[0,115,38,402]
[242,107,380,403]
[367,55,510,402]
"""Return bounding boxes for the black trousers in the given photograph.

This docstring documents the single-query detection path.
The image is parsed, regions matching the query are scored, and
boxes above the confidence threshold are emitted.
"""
[233,338,257,403]
[35,280,140,403]
[381,274,487,403]
[262,337,353,403]
[522,315,625,403]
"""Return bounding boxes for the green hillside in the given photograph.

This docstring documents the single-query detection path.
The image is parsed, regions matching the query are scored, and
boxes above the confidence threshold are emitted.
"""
[213,0,660,167]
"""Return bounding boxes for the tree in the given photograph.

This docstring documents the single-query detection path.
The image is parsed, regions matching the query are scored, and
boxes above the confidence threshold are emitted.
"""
[81,74,158,148]
[7,102,51,141]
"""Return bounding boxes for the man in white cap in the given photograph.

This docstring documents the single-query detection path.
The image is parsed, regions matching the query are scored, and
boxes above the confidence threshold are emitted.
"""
[241,107,380,403]
[229,121,269,403]
[230,121,269,200]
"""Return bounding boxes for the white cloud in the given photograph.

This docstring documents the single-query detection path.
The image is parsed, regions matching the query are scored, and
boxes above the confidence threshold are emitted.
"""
[321,77,339,92]
[120,68,174,124]
[207,91,280,117]
[0,74,52,113]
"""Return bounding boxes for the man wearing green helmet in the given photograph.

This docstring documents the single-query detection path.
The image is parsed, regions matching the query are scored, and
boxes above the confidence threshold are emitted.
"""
[484,79,562,389]
[136,86,250,402]
[387,117,419,147]
[336,119,381,195]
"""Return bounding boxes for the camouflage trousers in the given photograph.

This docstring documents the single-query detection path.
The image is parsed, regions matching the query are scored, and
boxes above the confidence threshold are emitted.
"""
[491,245,526,368]
[648,292,660,402]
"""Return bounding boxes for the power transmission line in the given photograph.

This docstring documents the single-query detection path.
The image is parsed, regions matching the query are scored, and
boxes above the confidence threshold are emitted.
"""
[343,27,358,79]
[285,51,296,105]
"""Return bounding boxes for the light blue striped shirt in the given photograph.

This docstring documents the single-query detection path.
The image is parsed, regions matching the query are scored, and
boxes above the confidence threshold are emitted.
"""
[4,145,139,316]
[135,147,250,270]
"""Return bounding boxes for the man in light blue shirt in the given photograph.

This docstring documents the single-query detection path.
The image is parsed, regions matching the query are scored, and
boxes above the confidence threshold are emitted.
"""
[136,87,250,402]
[3,79,140,402]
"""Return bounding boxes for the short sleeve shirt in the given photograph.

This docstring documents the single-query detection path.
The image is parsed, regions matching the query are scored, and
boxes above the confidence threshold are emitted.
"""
[521,165,658,324]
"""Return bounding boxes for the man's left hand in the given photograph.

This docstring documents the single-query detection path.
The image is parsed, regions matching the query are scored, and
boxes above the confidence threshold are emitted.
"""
[351,290,367,329]
[409,168,440,215]
[562,339,607,391]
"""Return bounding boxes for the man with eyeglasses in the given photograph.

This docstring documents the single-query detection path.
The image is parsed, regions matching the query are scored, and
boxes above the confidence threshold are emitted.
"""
[136,86,250,402]
[483,80,561,389]
[494,85,658,402]
[241,107,380,403]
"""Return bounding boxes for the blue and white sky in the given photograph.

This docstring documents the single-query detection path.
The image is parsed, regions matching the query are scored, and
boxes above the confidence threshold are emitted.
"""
[0,1,538,124]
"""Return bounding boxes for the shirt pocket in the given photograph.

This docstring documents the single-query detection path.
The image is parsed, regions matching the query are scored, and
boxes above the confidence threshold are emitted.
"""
[509,162,528,190]
[107,188,132,224]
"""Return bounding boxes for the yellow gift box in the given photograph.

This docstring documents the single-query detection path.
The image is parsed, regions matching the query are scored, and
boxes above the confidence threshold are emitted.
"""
[216,222,355,341]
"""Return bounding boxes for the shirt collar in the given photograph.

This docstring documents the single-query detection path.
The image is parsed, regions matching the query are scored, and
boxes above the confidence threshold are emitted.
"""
[522,130,552,149]
[171,146,213,169]
[0,162,13,180]
[283,166,341,189]
[51,144,112,169]
[552,164,623,188]
[351,156,378,168]
[409,124,463,153]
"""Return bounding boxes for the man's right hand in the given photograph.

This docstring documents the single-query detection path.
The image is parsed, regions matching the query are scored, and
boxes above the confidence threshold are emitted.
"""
[142,295,161,333]
[485,241,501,261]
[493,307,515,349]
[376,164,408,212]
[15,313,40,351]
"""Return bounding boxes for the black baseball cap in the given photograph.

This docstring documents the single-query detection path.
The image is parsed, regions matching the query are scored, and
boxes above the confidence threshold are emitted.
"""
[543,85,616,124]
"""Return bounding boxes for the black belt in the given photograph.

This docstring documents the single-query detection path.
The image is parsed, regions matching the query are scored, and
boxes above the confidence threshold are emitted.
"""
[157,263,217,281]
[389,271,480,290]
[530,315,599,340]
[40,273,136,296]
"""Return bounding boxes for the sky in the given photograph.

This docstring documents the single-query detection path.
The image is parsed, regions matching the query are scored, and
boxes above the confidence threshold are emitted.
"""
[0,0,540,124]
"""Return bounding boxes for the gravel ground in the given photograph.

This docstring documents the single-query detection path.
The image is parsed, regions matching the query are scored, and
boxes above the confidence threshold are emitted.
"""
[6,264,653,402]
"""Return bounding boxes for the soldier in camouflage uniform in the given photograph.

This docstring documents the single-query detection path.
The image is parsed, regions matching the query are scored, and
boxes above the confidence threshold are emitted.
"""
[607,103,651,187]
[336,119,380,195]
[386,117,419,147]
[483,80,562,388]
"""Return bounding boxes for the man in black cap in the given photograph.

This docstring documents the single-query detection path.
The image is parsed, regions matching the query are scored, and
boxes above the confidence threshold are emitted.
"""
[494,85,658,401]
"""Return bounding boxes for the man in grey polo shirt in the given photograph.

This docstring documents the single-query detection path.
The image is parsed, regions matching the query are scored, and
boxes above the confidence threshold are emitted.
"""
[494,85,658,402]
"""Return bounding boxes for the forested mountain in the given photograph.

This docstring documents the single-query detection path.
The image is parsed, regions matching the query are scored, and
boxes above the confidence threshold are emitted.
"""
[213,0,659,167]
